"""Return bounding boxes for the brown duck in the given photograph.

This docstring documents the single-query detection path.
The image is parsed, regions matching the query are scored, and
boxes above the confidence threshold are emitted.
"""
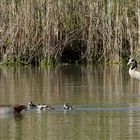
[0,104,26,114]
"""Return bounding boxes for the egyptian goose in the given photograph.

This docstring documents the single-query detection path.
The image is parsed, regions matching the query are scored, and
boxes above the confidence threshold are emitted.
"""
[0,105,26,114]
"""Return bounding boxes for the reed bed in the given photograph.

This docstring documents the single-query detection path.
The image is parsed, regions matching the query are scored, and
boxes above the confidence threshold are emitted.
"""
[0,0,139,64]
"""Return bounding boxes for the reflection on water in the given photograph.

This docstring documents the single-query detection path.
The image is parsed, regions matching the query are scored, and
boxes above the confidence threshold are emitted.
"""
[0,64,140,140]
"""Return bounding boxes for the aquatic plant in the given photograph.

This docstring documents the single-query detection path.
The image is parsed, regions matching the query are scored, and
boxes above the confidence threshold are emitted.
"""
[0,0,139,64]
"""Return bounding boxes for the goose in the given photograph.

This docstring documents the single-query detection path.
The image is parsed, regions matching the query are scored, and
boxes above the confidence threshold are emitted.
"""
[64,103,74,110]
[28,101,37,109]
[0,105,26,114]
[127,58,140,80]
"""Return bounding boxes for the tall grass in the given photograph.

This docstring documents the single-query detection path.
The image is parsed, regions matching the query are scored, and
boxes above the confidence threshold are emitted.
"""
[0,0,139,64]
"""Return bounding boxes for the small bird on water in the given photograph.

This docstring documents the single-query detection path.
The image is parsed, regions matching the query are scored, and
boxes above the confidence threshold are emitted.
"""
[28,101,37,109]
[37,104,54,111]
[63,103,74,110]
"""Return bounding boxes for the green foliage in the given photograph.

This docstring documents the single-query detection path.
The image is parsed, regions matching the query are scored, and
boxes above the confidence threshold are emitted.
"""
[0,58,28,66]
[41,57,56,66]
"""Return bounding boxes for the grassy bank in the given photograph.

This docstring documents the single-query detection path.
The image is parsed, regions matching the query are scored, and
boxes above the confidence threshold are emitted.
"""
[0,0,139,65]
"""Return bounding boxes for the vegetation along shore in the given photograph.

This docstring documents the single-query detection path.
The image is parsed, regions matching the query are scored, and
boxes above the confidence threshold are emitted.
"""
[0,0,140,65]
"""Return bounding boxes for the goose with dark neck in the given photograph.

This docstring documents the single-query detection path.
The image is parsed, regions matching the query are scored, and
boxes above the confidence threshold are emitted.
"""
[127,58,140,80]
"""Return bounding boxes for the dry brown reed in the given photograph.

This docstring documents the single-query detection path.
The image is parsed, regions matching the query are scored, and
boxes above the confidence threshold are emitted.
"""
[0,0,139,64]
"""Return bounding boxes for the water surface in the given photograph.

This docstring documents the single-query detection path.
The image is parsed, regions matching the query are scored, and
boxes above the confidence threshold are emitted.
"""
[0,64,140,140]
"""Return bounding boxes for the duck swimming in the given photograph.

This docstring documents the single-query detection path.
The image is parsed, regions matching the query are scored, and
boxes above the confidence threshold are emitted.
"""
[64,103,74,110]
[37,104,54,111]
[28,101,37,109]
[127,58,140,80]
[0,105,26,114]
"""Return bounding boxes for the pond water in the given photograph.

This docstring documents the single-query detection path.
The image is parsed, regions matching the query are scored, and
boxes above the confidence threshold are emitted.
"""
[0,64,140,140]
